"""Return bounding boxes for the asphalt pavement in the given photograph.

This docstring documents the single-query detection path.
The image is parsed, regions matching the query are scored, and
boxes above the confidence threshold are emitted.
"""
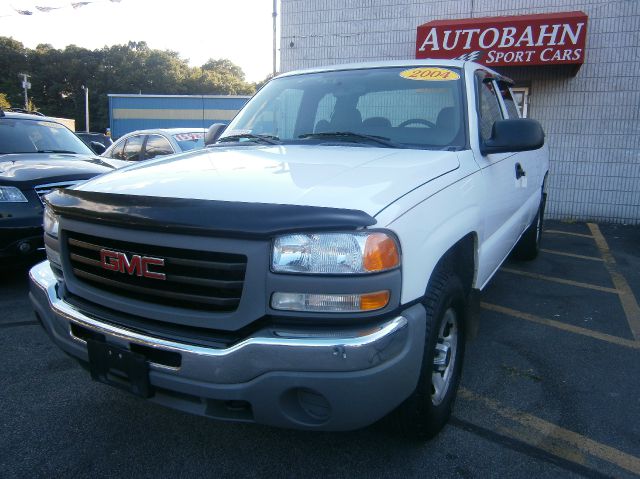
[1,220,639,478]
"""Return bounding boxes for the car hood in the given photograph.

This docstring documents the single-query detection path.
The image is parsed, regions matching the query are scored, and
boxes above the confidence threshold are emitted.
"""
[75,145,460,217]
[0,153,128,187]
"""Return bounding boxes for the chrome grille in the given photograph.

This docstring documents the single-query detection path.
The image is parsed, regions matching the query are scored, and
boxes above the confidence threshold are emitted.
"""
[34,181,81,204]
[66,231,247,312]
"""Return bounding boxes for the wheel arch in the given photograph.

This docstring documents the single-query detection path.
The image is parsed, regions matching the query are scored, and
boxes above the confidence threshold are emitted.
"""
[427,233,480,340]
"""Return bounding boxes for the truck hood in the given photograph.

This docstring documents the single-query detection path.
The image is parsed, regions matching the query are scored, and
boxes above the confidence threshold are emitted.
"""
[0,153,127,188]
[75,145,460,217]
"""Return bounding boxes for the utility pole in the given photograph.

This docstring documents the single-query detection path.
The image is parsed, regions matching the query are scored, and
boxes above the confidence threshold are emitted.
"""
[18,73,31,109]
[272,0,277,76]
[81,85,89,132]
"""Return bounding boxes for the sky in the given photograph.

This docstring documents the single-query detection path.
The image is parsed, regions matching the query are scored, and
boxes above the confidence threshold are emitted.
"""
[0,0,277,82]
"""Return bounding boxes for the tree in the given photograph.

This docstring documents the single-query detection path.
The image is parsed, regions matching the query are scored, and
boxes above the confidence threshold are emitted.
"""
[255,73,276,91]
[202,58,246,81]
[0,36,256,131]
[0,93,10,109]
[0,37,29,107]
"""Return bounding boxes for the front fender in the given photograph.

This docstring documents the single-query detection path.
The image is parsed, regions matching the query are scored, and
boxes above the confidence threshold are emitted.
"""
[380,168,483,305]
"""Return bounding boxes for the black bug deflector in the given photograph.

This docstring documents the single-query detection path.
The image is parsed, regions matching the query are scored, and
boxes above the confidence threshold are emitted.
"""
[45,189,377,239]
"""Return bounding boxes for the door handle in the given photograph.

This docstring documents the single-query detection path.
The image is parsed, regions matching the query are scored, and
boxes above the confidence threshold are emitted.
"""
[515,163,526,179]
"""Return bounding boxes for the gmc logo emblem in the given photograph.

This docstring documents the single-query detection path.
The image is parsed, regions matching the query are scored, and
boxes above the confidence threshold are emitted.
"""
[99,249,166,280]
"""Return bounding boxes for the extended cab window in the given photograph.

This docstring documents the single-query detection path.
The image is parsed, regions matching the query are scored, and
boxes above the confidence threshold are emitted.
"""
[221,66,466,150]
[477,75,504,141]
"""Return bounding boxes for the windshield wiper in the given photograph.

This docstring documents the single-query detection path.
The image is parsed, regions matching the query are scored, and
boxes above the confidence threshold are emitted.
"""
[217,134,281,145]
[36,149,79,154]
[298,131,403,148]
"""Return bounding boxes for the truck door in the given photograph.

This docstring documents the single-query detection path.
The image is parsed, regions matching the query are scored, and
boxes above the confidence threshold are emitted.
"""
[474,73,523,284]
[497,81,542,232]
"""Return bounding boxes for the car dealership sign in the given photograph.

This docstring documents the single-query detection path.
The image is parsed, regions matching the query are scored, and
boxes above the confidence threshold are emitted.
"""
[416,11,588,67]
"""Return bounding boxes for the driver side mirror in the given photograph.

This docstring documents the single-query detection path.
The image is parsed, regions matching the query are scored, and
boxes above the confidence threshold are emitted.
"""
[205,123,227,146]
[481,118,544,155]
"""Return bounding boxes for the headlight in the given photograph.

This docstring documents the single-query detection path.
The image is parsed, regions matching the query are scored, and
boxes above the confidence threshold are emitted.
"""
[271,232,400,274]
[0,186,28,202]
[43,206,59,238]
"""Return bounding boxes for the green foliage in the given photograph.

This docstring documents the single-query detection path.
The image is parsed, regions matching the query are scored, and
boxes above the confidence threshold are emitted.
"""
[255,73,276,91]
[27,98,38,112]
[0,37,256,131]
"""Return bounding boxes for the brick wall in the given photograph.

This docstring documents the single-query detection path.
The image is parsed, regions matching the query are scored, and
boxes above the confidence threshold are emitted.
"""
[280,0,640,224]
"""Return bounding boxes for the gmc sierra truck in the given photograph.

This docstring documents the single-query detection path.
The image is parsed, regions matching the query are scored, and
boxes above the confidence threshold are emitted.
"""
[30,60,548,439]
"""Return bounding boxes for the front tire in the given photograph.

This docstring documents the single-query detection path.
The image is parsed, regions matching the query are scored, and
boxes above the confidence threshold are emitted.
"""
[395,268,466,440]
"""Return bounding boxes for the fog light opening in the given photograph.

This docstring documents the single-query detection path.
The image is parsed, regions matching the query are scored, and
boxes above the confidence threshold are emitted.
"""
[280,388,331,426]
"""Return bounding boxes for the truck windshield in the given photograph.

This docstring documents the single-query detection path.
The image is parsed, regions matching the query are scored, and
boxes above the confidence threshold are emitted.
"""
[220,66,466,149]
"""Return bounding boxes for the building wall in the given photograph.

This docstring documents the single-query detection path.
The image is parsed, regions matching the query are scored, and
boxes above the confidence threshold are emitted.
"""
[108,95,250,139]
[280,0,640,224]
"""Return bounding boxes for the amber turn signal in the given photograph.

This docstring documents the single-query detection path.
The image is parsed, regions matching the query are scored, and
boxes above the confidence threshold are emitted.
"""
[363,233,400,272]
[359,290,391,311]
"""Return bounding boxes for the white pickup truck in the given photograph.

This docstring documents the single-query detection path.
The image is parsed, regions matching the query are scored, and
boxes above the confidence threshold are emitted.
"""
[30,60,548,439]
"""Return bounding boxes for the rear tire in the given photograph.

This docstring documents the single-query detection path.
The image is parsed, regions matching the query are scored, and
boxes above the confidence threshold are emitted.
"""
[395,267,466,440]
[513,192,546,261]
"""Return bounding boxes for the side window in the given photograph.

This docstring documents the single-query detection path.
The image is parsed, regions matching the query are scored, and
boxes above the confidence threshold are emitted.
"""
[109,140,125,160]
[477,76,504,141]
[498,83,521,119]
[144,135,174,160]
[123,135,144,161]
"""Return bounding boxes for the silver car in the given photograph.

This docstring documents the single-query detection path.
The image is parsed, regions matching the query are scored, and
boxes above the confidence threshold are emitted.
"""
[102,128,206,162]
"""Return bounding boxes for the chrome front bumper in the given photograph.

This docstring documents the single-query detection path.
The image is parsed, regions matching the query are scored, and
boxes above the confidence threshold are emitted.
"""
[29,260,426,430]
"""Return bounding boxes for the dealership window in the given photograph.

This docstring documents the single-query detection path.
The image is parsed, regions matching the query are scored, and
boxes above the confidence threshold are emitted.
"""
[498,82,521,119]
[511,87,529,118]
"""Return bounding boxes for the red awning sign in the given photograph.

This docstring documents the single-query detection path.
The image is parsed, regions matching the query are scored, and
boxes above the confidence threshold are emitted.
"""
[416,11,588,67]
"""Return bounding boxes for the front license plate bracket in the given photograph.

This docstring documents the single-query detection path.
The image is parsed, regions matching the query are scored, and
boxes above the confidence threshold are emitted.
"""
[87,339,154,398]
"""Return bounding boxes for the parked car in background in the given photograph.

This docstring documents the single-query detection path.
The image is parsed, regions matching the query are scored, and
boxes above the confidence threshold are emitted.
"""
[0,109,128,258]
[75,132,113,154]
[101,128,206,161]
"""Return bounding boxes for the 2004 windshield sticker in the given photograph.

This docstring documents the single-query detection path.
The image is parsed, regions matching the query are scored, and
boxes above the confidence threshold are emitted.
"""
[400,67,460,81]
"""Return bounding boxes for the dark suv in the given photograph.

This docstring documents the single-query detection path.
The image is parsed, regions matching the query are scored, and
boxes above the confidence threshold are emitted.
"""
[0,109,127,258]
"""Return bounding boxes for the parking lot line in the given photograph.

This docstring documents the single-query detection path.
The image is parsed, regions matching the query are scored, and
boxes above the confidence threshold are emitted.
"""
[540,248,604,262]
[500,268,618,294]
[587,223,640,341]
[459,388,640,476]
[544,229,594,239]
[481,302,640,350]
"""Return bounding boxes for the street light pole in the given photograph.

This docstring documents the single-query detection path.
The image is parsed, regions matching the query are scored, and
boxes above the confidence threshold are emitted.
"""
[18,73,31,109]
[81,85,89,132]
[272,0,277,76]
